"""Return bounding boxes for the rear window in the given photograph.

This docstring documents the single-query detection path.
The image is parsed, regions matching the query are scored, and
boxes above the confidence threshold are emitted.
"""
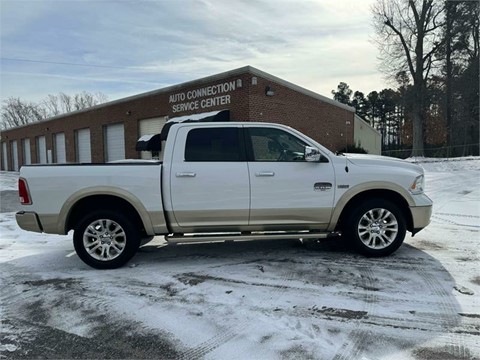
[185,128,244,161]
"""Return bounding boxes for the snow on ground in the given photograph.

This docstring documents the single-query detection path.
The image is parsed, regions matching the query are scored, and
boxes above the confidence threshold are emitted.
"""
[0,171,18,191]
[1,158,479,359]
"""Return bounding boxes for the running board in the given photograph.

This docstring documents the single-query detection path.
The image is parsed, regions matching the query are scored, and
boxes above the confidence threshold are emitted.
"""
[165,231,341,244]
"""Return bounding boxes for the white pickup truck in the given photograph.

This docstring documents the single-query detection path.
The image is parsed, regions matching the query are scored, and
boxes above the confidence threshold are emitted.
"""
[16,121,432,269]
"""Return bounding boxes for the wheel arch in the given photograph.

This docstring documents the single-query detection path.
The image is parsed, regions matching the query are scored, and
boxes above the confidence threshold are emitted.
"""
[60,188,155,236]
[332,188,414,234]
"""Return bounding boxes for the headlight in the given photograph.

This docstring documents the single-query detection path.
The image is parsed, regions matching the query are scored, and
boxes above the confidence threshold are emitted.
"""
[410,175,424,194]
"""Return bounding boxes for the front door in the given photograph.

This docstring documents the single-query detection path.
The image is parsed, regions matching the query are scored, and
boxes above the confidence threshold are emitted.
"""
[246,126,335,229]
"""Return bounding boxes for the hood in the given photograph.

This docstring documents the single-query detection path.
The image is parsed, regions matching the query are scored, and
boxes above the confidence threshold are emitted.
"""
[341,153,424,173]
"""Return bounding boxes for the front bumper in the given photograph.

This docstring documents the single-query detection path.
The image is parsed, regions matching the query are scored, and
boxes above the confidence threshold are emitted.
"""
[409,193,433,235]
[16,211,43,233]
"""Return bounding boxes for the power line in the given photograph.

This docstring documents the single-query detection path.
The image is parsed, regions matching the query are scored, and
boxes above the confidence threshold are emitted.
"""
[0,57,137,70]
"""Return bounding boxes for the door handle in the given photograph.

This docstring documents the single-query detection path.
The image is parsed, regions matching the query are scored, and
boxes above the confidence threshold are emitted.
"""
[176,172,196,178]
[255,171,275,177]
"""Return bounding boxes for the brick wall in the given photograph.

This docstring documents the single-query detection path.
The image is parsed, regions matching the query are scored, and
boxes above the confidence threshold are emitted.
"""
[0,69,354,170]
[247,75,354,151]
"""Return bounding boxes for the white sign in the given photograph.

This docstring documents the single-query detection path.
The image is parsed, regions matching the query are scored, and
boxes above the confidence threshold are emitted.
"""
[169,81,237,113]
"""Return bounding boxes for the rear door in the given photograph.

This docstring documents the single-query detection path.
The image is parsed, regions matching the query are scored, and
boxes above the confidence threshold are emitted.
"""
[246,126,335,229]
[169,125,249,229]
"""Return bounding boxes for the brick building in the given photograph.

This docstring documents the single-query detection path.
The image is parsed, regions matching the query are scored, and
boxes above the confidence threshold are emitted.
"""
[0,66,381,171]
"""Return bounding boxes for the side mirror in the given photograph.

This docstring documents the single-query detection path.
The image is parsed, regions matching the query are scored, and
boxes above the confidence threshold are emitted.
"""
[305,146,321,162]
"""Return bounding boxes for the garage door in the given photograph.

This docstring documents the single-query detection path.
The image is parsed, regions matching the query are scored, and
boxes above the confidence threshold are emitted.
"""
[76,128,91,163]
[2,142,7,170]
[139,117,167,160]
[22,138,31,165]
[54,132,66,163]
[11,141,19,171]
[105,123,125,162]
[37,136,47,164]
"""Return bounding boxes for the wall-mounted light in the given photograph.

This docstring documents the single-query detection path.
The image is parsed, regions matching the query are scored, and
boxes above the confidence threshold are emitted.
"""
[236,79,242,88]
[265,86,275,96]
[126,110,132,116]
[251,77,257,85]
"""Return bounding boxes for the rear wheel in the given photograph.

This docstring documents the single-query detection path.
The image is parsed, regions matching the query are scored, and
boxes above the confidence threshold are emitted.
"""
[344,199,406,257]
[73,210,140,269]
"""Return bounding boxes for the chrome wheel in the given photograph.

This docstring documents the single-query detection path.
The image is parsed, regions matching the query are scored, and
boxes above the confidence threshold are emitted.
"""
[83,219,126,261]
[357,208,399,250]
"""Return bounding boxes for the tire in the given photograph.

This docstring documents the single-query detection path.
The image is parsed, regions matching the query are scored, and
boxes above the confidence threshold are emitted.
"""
[344,199,406,257]
[73,210,141,269]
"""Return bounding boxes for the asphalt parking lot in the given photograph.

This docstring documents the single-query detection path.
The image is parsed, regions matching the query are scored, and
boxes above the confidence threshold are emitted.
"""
[1,232,479,359]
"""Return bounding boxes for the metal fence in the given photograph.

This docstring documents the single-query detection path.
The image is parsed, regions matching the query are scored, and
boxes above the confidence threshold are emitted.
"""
[381,143,480,159]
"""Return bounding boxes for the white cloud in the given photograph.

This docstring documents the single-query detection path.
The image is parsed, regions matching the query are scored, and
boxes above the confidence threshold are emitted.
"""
[0,0,384,103]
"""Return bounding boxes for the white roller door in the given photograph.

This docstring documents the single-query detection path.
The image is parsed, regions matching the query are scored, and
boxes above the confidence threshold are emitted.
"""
[2,142,7,170]
[54,132,66,163]
[139,117,167,160]
[76,128,91,163]
[11,141,19,171]
[105,123,125,162]
[22,138,31,165]
[37,136,47,164]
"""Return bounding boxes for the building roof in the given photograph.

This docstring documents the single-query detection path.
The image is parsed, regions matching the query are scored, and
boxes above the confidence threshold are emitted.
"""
[1,66,354,133]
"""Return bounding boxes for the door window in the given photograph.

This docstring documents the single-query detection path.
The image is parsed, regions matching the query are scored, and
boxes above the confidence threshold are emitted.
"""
[185,127,245,161]
[248,128,307,162]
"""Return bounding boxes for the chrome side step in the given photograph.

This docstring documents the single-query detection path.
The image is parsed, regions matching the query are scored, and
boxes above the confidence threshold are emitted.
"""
[165,231,341,244]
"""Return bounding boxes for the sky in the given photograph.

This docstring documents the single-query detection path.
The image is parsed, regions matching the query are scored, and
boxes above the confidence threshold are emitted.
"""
[0,0,384,104]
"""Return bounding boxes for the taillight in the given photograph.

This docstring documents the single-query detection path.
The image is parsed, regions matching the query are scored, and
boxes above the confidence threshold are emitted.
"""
[18,178,32,205]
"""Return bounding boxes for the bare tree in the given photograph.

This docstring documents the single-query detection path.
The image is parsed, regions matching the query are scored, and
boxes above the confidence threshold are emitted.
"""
[0,97,44,130]
[1,91,109,129]
[59,93,73,114]
[373,0,445,156]
[42,94,61,117]
[42,91,108,118]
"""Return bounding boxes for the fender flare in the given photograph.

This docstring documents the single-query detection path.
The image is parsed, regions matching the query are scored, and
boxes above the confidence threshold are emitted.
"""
[57,186,155,235]
[327,181,414,232]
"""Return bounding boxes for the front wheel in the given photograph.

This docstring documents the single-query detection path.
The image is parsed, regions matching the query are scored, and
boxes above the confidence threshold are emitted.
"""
[344,199,406,257]
[73,210,141,269]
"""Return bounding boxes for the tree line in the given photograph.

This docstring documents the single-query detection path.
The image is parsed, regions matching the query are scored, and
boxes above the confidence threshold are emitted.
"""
[333,0,478,157]
[1,92,108,130]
